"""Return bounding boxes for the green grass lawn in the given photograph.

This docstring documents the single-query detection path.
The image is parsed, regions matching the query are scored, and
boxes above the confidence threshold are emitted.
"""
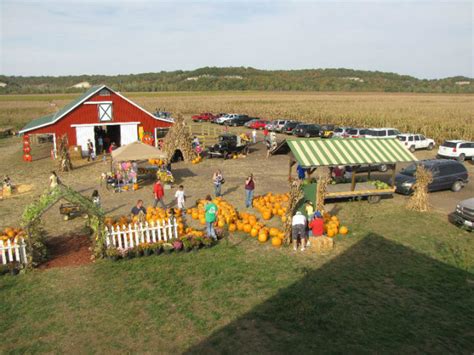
[1,202,473,353]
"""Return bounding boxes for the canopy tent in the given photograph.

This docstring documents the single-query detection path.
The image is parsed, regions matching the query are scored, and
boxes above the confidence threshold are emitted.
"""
[287,138,417,168]
[111,141,166,161]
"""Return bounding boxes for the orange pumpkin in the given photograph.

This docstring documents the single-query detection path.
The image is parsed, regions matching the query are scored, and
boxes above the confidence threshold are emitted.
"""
[262,211,272,220]
[339,226,348,235]
[271,236,282,247]
[269,228,279,237]
[258,232,268,243]
[250,228,258,237]
[327,229,336,238]
[199,217,206,225]
[217,220,225,228]
[228,224,236,232]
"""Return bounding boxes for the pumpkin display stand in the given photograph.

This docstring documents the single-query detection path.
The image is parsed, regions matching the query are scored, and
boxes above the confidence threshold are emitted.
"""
[0,184,34,200]
[308,236,334,254]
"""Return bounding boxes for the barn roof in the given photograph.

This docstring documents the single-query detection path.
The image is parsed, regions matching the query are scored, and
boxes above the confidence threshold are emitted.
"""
[19,85,173,134]
[287,138,417,167]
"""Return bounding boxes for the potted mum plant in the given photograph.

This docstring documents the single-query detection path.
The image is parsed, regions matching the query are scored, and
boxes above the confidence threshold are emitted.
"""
[173,240,183,252]
[151,242,163,255]
[162,243,174,254]
[201,236,213,248]
[192,237,203,250]
[106,247,120,261]
[181,237,193,252]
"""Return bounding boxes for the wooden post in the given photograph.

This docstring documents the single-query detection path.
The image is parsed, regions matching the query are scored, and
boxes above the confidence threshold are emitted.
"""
[367,165,371,180]
[391,164,397,187]
[351,167,357,191]
[288,160,296,180]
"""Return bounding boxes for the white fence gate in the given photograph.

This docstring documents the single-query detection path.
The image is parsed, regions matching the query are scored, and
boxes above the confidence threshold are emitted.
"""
[0,238,28,265]
[105,219,178,249]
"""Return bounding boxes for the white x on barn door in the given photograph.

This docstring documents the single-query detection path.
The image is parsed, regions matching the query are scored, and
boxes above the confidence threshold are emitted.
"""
[98,103,113,121]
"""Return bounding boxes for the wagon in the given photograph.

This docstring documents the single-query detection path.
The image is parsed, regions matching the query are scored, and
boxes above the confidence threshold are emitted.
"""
[59,203,86,220]
[287,138,417,204]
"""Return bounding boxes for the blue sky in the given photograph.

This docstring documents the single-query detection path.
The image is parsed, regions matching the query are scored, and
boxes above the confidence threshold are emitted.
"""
[0,0,472,78]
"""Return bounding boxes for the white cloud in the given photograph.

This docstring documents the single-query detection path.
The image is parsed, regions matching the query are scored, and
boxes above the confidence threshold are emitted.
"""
[0,0,472,78]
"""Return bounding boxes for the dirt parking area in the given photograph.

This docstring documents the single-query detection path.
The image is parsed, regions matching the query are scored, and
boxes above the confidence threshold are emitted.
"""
[0,122,472,236]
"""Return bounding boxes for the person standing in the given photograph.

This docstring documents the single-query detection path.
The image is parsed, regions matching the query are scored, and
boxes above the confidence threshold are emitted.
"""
[49,171,59,189]
[292,211,307,251]
[87,139,94,161]
[204,195,218,240]
[175,185,186,210]
[131,200,147,216]
[297,164,306,180]
[213,170,223,197]
[97,136,104,154]
[252,129,257,144]
[153,179,166,208]
[91,190,101,208]
[245,174,255,208]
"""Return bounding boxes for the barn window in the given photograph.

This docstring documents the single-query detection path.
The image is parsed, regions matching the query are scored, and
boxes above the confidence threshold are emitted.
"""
[99,89,110,96]
[98,103,112,121]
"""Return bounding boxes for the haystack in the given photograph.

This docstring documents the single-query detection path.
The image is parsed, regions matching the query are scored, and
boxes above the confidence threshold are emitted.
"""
[163,114,197,163]
[308,236,334,254]
[283,180,304,245]
[406,165,433,212]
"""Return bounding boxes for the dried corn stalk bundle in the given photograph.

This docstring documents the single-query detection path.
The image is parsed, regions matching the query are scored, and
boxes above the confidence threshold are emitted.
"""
[407,165,433,212]
[58,134,73,172]
[283,180,303,245]
[163,114,197,163]
[315,167,331,212]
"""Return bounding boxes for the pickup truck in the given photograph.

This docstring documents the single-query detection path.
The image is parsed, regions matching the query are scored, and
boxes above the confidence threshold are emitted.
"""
[192,112,215,122]
[449,198,474,231]
[208,133,250,159]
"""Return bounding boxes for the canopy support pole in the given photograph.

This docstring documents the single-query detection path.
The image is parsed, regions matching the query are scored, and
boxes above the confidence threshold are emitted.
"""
[288,159,295,181]
[391,164,397,187]
[351,167,357,191]
[367,165,371,180]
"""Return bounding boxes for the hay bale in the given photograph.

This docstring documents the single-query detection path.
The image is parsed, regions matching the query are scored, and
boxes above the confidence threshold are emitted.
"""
[309,236,334,254]
[16,184,33,194]
[406,165,433,212]
[68,145,83,160]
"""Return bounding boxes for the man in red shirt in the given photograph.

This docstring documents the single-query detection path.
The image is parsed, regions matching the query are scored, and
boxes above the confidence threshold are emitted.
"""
[153,179,166,208]
[308,211,324,237]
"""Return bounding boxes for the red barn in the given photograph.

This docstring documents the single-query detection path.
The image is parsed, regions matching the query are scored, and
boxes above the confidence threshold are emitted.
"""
[19,85,173,155]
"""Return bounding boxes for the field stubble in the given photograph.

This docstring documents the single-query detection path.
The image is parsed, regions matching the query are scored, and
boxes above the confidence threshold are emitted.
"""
[0,91,472,142]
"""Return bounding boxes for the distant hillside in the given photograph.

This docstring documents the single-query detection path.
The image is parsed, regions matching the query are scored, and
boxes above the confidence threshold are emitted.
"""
[0,67,472,94]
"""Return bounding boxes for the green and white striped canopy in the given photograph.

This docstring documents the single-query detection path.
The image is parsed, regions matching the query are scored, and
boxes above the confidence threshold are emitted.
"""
[287,138,417,167]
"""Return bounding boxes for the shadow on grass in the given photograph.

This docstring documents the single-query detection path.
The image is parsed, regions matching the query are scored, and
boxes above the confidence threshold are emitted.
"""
[187,234,474,354]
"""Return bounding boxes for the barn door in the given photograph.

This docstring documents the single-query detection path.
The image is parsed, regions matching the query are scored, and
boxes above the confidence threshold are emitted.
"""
[120,124,138,146]
[75,126,95,155]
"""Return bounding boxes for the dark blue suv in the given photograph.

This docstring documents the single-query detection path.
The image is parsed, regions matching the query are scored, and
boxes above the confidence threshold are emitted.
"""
[395,159,469,195]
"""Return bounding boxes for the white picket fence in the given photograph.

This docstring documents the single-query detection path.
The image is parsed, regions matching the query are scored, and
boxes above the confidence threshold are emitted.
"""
[0,238,28,265]
[105,219,179,249]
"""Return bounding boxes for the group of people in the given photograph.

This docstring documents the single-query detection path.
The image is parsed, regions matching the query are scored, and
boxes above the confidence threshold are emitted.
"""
[86,139,117,162]
[291,201,324,251]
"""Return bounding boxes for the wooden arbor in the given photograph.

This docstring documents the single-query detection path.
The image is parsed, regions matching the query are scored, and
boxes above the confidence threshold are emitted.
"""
[21,184,106,266]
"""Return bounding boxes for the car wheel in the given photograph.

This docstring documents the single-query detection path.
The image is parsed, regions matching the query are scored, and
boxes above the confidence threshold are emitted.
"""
[451,180,463,192]
[427,143,434,150]
[305,133,311,138]
[378,164,388,172]
[457,154,465,162]
[409,145,416,153]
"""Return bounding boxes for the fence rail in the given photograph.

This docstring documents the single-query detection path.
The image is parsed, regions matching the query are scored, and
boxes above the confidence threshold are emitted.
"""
[105,219,179,249]
[0,238,28,265]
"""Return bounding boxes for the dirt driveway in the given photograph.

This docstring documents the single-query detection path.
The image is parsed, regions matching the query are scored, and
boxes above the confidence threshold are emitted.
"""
[0,123,472,235]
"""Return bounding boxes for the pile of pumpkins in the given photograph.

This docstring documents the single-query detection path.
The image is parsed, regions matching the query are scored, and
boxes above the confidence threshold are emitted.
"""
[0,227,26,244]
[322,212,349,237]
[148,158,165,166]
[252,192,289,223]
[231,153,247,159]
[189,197,284,247]
[191,155,203,164]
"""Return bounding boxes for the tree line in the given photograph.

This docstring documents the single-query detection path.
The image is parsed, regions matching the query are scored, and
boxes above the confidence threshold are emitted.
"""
[0,67,472,94]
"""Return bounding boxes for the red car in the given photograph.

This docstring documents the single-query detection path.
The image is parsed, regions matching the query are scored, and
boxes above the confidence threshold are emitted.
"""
[192,112,215,122]
[249,120,268,130]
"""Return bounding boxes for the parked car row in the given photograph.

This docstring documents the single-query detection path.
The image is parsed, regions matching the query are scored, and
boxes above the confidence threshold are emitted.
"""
[192,112,474,160]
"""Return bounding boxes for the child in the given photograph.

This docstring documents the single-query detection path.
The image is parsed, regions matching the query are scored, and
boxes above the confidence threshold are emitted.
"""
[91,190,101,208]
[175,185,186,211]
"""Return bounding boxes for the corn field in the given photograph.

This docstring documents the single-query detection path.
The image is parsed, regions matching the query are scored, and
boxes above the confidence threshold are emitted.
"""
[1,91,472,143]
